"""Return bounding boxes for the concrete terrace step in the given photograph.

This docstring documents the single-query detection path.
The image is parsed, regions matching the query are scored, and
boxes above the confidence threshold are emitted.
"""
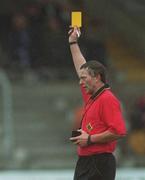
[0,81,81,168]
[106,38,145,83]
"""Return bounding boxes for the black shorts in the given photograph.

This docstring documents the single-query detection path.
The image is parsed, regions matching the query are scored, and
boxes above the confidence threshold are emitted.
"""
[74,153,116,180]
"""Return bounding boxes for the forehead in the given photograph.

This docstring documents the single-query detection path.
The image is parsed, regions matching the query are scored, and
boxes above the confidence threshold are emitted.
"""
[79,68,89,77]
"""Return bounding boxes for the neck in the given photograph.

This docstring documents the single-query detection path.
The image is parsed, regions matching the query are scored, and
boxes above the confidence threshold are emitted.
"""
[93,82,105,95]
[91,82,109,100]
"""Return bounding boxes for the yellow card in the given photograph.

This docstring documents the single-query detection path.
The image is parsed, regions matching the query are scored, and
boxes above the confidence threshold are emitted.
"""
[71,12,82,27]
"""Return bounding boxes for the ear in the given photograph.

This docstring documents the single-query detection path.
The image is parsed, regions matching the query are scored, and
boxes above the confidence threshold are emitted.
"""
[95,74,101,82]
[96,74,101,80]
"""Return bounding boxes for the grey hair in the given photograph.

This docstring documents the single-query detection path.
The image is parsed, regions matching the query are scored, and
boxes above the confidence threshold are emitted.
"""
[80,60,107,83]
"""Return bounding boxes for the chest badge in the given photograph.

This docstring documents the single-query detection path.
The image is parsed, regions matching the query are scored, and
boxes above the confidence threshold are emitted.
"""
[86,123,93,131]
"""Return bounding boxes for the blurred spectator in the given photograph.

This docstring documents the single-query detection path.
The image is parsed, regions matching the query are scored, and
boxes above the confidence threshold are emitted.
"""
[130,94,145,130]
[2,0,107,76]
[40,1,72,69]
[84,17,107,66]
[25,2,45,68]
[43,0,70,29]
[9,13,31,69]
[70,0,85,10]
[128,94,145,155]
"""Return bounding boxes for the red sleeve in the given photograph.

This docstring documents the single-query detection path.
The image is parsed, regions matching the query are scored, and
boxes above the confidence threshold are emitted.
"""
[80,85,91,104]
[100,95,127,135]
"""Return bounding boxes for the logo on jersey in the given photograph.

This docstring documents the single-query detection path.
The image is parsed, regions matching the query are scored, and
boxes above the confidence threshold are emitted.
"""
[86,123,93,131]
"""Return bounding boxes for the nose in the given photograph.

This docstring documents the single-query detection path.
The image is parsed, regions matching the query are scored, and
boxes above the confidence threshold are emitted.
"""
[79,79,83,85]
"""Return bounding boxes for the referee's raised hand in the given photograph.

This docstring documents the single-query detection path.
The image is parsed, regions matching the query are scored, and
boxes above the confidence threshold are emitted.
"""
[68,26,81,43]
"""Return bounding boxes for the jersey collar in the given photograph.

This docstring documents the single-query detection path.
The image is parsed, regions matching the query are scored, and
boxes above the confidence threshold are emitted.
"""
[91,84,110,100]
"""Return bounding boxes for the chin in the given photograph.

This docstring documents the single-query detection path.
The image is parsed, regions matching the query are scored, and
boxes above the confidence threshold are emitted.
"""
[86,90,92,95]
[84,87,93,95]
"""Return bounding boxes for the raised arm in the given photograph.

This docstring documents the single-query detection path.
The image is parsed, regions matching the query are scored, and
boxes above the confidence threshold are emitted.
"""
[69,27,86,76]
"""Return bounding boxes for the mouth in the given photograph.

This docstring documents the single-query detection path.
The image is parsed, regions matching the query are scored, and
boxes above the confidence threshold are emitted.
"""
[83,85,87,90]
[84,86,89,92]
[82,84,90,91]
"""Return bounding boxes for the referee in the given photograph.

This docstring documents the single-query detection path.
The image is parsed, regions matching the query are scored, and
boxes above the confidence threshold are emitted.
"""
[69,27,127,180]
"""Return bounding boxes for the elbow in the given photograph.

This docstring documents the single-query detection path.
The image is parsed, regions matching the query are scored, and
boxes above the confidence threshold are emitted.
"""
[117,132,127,139]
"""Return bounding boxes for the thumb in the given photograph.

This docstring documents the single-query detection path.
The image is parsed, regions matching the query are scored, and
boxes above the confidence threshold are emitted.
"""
[77,129,84,133]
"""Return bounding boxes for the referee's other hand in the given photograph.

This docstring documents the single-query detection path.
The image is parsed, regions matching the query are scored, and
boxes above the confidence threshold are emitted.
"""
[70,129,89,147]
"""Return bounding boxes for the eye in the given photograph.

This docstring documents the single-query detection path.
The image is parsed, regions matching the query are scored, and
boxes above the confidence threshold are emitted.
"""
[80,76,85,80]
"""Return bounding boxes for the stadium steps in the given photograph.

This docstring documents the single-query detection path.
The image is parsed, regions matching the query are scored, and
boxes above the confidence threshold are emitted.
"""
[106,37,145,83]
[0,82,80,169]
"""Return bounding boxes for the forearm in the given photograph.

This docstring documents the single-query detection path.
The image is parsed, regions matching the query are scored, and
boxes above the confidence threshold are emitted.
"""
[69,27,86,76]
[70,43,86,76]
[90,130,125,144]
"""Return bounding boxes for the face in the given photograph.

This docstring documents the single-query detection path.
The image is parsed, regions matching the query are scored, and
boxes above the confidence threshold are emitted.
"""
[79,68,98,95]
